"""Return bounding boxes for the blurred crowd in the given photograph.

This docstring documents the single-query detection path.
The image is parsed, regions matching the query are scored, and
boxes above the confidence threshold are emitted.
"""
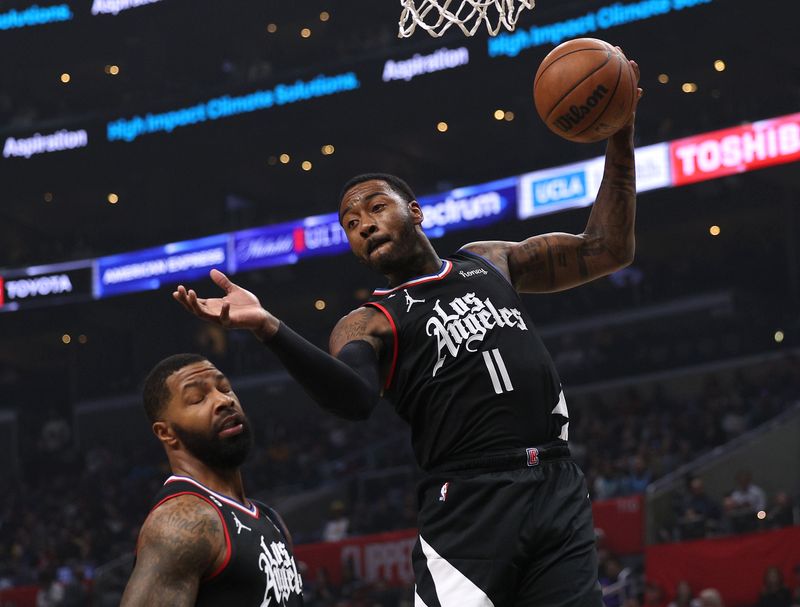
[1,350,796,606]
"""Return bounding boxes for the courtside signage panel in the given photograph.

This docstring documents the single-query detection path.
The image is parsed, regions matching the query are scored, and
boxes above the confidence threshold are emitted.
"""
[519,141,672,219]
[96,235,229,297]
[0,261,92,312]
[293,213,350,259]
[670,112,800,186]
[420,178,518,238]
[631,143,671,192]
[584,142,671,194]
[232,223,299,273]
[518,161,596,219]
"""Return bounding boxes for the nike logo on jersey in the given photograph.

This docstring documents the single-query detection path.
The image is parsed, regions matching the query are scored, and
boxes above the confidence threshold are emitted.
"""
[232,512,252,535]
[424,292,528,376]
[404,289,425,312]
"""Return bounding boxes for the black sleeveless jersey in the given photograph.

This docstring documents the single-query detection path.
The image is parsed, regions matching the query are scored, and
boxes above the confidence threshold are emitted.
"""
[365,250,569,470]
[147,475,304,607]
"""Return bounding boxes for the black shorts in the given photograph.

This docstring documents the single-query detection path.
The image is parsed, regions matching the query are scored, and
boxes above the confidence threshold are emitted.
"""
[412,444,602,607]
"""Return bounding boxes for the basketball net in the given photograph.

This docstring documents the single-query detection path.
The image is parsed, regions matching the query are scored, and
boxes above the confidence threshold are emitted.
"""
[398,0,535,38]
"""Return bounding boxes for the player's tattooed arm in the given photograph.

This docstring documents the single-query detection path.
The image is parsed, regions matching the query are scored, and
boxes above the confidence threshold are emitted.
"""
[329,306,391,358]
[464,67,640,293]
[463,125,636,293]
[121,496,225,607]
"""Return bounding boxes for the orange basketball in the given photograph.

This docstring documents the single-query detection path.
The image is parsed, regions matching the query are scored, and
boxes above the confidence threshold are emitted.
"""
[534,38,637,143]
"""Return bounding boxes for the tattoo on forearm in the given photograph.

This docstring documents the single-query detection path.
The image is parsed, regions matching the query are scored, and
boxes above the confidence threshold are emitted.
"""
[542,236,556,289]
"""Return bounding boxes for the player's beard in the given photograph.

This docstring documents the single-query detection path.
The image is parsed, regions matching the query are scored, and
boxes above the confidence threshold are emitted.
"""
[172,416,253,470]
[365,219,418,275]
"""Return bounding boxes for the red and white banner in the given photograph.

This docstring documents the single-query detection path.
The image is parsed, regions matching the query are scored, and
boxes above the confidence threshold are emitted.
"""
[592,494,644,555]
[294,528,417,587]
[670,112,800,186]
[646,526,800,607]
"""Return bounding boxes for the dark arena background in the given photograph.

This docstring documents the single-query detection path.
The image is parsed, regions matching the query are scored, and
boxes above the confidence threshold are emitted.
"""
[1,0,799,605]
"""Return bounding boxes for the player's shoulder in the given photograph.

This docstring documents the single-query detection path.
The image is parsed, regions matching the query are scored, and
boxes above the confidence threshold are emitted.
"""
[459,240,513,259]
[330,304,392,355]
[141,493,225,553]
[457,242,513,281]
[333,305,384,330]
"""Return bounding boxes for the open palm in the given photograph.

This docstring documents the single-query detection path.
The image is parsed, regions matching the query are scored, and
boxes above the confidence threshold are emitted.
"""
[173,269,268,332]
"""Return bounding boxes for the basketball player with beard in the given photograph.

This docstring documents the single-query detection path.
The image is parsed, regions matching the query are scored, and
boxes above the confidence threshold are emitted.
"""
[121,354,303,606]
[175,58,640,607]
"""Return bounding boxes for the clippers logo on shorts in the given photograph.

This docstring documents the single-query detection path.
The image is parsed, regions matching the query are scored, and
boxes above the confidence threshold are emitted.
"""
[526,448,540,466]
[258,537,302,606]
[425,292,528,376]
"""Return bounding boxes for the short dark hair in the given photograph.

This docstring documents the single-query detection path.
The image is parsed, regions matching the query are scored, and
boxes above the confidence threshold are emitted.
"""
[142,353,208,424]
[339,173,416,212]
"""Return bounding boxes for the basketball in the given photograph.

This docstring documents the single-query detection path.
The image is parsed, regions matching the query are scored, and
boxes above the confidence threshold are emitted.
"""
[534,38,637,143]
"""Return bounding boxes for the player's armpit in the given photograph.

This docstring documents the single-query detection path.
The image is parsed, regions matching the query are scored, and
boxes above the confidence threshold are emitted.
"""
[120,496,225,607]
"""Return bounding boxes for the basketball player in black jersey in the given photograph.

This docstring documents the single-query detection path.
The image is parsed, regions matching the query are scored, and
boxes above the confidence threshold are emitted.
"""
[121,354,303,607]
[175,56,641,607]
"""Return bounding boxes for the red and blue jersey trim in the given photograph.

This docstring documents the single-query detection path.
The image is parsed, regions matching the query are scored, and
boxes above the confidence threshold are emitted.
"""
[362,301,398,390]
[164,475,260,518]
[371,260,453,296]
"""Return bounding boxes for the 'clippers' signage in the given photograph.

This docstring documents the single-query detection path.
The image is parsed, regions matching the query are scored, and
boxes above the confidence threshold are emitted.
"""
[670,113,800,186]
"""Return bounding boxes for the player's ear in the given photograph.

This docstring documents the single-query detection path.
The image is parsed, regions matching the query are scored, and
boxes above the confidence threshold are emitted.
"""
[408,200,424,226]
[152,420,178,448]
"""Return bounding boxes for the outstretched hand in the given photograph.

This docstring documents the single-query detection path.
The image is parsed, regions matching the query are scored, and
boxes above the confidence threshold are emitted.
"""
[173,269,278,340]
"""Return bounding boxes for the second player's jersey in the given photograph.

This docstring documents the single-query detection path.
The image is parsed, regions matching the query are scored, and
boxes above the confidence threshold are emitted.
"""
[366,249,569,470]
[147,475,304,607]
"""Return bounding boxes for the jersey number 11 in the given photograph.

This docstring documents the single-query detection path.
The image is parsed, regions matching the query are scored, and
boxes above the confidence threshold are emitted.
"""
[482,348,514,394]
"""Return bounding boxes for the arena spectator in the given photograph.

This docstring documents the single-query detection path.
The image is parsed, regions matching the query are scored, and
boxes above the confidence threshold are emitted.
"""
[730,470,767,513]
[676,477,721,540]
[321,500,351,542]
[757,567,793,607]
[766,491,796,529]
[600,557,624,607]
[666,580,694,607]
[696,588,724,607]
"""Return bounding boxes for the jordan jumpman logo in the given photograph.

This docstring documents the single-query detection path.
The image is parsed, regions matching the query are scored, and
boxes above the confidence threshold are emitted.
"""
[405,289,425,312]
[232,512,252,535]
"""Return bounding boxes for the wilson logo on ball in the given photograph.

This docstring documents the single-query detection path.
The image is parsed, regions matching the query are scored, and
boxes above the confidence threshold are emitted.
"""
[553,84,609,133]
